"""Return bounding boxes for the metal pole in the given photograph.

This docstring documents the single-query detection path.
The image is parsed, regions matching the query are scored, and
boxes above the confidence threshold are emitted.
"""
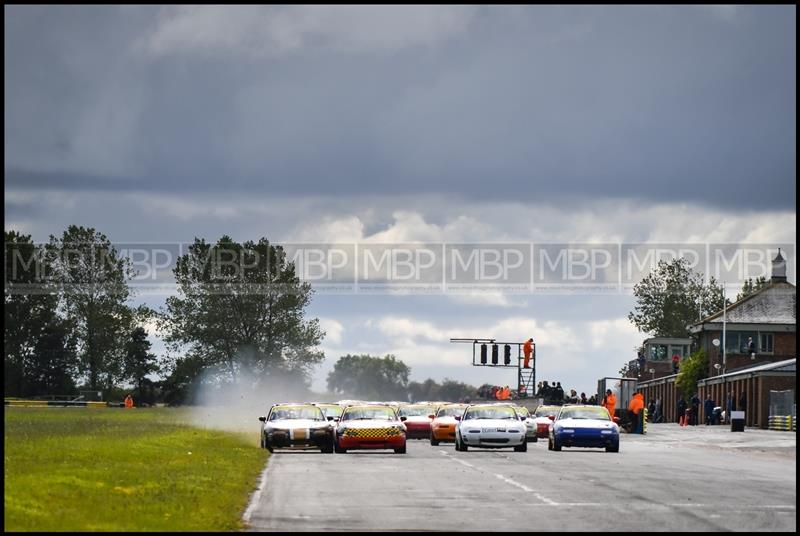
[722,287,727,374]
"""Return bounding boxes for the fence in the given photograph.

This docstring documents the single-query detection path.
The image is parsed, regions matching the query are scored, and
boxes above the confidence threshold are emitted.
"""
[767,390,795,432]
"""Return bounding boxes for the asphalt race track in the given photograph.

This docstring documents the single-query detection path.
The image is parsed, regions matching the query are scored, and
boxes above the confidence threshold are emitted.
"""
[246,425,796,532]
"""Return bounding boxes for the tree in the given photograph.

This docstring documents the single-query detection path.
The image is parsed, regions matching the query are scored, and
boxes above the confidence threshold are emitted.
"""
[437,379,477,402]
[737,276,768,301]
[407,378,440,402]
[327,354,410,400]
[46,226,137,391]
[123,327,159,405]
[675,349,709,399]
[162,236,325,387]
[5,231,76,397]
[628,258,728,338]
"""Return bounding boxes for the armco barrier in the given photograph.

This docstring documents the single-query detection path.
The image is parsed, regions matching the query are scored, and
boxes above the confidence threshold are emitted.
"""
[4,399,115,408]
[767,415,793,431]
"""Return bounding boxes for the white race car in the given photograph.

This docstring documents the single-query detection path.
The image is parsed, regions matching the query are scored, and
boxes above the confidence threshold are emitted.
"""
[259,403,335,453]
[455,404,528,452]
[512,405,538,442]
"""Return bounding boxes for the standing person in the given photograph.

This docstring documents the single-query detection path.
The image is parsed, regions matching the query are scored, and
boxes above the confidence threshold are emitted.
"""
[672,353,680,374]
[648,399,656,420]
[655,398,663,423]
[637,351,646,377]
[690,393,700,425]
[677,396,687,424]
[555,382,564,404]
[580,392,588,404]
[739,390,747,416]
[726,391,735,424]
[124,394,134,409]
[523,337,534,368]
[603,389,617,421]
[628,392,645,433]
[704,395,715,425]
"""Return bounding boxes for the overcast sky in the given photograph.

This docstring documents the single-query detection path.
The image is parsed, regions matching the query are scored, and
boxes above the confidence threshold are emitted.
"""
[5,5,796,393]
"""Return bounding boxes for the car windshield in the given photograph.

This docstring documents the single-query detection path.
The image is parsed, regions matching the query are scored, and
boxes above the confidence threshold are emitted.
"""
[436,405,467,418]
[269,406,325,421]
[397,405,434,417]
[558,407,610,421]
[341,406,398,421]
[534,406,559,418]
[317,405,343,418]
[463,406,518,420]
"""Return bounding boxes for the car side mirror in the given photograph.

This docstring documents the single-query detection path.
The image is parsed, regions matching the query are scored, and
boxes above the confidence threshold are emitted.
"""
[334,417,340,422]
[428,414,435,419]
[400,416,407,421]
[520,416,526,421]
[548,415,555,421]
[327,416,334,421]
[259,416,266,422]
[454,416,461,421]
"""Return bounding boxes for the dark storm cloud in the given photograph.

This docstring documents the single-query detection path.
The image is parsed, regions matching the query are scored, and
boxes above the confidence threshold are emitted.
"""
[4,5,796,209]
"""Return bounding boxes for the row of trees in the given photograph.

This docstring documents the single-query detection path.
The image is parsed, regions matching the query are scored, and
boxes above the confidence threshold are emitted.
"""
[326,354,478,402]
[5,228,156,399]
[5,227,324,404]
[7,227,473,405]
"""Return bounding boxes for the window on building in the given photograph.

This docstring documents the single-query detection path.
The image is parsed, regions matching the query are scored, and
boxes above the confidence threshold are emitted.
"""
[648,344,668,361]
[759,333,774,353]
[724,332,758,355]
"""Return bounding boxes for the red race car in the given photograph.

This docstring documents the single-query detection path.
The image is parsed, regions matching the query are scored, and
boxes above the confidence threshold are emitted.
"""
[396,403,437,439]
[334,404,407,454]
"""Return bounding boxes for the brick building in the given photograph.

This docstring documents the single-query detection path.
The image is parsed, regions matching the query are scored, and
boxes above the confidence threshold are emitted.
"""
[637,250,795,428]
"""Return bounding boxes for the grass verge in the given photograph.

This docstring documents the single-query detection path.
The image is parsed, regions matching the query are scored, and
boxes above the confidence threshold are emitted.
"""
[4,407,268,531]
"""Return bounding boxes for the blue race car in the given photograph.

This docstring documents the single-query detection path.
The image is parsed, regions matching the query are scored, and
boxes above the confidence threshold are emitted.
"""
[549,405,619,453]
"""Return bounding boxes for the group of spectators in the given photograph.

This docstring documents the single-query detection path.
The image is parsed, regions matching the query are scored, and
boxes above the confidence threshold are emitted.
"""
[478,385,513,400]
[675,390,747,426]
[535,381,597,406]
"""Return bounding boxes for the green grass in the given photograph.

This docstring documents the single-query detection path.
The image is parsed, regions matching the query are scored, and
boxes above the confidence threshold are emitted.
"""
[4,407,269,531]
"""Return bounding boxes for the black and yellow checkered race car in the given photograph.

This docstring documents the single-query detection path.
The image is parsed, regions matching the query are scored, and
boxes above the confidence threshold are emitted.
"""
[259,403,335,453]
[334,404,407,454]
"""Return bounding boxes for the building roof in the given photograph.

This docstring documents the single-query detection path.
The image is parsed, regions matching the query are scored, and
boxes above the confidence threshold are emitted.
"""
[698,358,796,385]
[693,281,796,326]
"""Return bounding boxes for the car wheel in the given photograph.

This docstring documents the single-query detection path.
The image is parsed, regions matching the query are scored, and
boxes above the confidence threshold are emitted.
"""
[606,442,619,453]
[394,443,407,454]
[547,437,553,451]
[514,440,527,452]
[430,435,440,446]
[334,439,347,454]
[321,437,334,454]
[552,438,562,451]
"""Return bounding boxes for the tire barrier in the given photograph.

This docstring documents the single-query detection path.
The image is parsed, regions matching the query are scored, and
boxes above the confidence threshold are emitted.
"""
[4,399,113,408]
[768,415,793,432]
[643,408,648,435]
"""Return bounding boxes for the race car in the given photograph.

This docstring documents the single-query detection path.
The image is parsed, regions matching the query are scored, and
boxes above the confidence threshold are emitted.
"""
[531,405,561,438]
[311,402,344,424]
[512,405,538,442]
[454,403,528,452]
[396,403,437,439]
[335,404,407,454]
[548,405,620,453]
[259,403,334,453]
[430,403,468,445]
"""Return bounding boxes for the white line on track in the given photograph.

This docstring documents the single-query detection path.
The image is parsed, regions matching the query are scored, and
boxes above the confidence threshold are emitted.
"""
[242,455,273,524]
[439,449,563,505]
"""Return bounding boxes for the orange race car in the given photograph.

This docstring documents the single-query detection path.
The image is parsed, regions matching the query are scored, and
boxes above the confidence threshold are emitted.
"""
[430,403,468,445]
